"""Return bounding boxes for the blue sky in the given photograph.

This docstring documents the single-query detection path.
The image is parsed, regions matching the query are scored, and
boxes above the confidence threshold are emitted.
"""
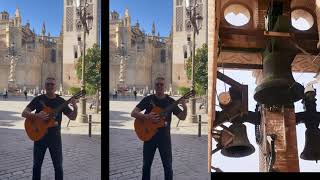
[0,0,63,37]
[109,0,172,37]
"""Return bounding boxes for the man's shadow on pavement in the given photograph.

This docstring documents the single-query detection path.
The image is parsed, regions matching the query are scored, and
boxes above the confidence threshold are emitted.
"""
[109,110,132,127]
[0,110,24,127]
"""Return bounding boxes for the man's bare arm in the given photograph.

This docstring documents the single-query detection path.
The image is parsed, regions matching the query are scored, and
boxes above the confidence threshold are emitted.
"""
[22,107,35,119]
[66,110,77,120]
[176,99,187,120]
[66,102,78,120]
[176,107,187,120]
[65,98,78,120]
[22,107,49,121]
[131,107,147,120]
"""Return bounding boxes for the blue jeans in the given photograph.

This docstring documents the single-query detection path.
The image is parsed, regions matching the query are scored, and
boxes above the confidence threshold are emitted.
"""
[32,129,63,180]
[142,131,173,180]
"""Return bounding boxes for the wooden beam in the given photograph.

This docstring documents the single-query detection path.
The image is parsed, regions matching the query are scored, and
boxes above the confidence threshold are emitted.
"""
[221,47,265,53]
[217,63,263,69]
[217,71,243,90]
[242,85,248,114]
[264,31,291,38]
[219,27,265,36]
[220,27,318,40]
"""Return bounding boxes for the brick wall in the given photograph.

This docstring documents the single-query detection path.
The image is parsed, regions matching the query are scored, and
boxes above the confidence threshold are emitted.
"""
[259,106,300,172]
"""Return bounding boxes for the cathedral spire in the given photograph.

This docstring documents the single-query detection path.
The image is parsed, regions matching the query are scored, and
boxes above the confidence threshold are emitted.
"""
[14,7,21,27]
[124,7,129,17]
[152,21,155,35]
[15,7,20,17]
[123,7,131,27]
[41,21,46,36]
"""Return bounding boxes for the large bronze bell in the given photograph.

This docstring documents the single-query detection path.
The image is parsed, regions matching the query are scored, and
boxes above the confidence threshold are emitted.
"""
[221,122,255,157]
[254,51,304,105]
[254,15,304,105]
[300,128,320,162]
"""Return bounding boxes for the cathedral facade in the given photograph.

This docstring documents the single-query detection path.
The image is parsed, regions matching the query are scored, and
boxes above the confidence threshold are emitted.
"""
[109,9,173,94]
[0,8,63,93]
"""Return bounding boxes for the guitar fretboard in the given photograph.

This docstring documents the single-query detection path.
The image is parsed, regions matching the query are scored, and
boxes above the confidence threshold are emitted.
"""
[162,90,194,115]
[50,91,84,116]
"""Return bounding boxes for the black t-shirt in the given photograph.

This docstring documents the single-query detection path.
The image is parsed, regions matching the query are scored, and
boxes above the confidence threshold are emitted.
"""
[26,94,72,131]
[136,94,182,135]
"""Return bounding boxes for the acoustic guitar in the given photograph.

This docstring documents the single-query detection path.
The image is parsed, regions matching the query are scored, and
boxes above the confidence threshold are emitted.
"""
[134,90,195,141]
[24,90,85,141]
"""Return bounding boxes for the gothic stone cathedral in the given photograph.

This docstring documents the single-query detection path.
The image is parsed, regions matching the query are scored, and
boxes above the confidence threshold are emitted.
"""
[0,8,63,93]
[109,9,173,95]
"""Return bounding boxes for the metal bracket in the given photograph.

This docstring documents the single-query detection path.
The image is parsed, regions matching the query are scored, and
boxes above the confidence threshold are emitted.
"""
[254,104,263,144]
[255,124,262,145]
[211,166,223,172]
[265,104,286,112]
[266,134,277,172]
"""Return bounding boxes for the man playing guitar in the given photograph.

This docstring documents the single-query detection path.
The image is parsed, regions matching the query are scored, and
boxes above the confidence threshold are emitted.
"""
[131,77,187,180]
[22,77,78,180]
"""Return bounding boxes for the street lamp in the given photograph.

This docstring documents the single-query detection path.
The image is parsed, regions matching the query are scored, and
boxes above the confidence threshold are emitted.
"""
[74,0,93,123]
[185,0,203,123]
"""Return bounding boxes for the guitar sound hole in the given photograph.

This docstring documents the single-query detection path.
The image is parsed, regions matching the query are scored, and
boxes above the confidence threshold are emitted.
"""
[32,125,39,132]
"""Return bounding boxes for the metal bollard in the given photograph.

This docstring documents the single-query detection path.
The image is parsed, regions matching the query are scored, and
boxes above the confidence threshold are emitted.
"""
[198,115,201,137]
[89,114,92,137]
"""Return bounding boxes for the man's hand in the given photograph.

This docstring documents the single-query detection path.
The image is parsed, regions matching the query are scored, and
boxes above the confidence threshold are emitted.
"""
[69,98,79,110]
[146,112,160,123]
[179,98,187,110]
[36,111,49,121]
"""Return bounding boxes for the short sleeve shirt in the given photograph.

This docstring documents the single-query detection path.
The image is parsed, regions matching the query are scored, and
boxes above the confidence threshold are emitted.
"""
[26,94,72,132]
[136,94,182,135]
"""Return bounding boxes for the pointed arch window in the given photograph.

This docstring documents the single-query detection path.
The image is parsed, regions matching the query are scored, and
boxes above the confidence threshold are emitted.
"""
[74,45,78,58]
[51,49,56,63]
[76,20,82,31]
[183,45,188,58]
[160,49,166,63]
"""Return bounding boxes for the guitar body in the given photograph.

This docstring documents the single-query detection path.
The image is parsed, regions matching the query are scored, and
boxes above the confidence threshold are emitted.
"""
[134,90,195,142]
[134,106,166,141]
[24,106,57,141]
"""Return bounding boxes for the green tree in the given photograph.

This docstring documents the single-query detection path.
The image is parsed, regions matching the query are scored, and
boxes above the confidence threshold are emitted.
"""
[75,43,101,113]
[185,43,208,96]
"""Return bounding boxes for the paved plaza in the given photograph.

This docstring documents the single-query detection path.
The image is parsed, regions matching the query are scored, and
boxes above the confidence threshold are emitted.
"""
[109,95,210,180]
[0,95,101,180]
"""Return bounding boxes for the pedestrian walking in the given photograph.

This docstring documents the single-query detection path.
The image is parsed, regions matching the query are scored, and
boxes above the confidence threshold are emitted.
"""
[112,89,116,100]
[3,89,8,100]
[115,90,118,99]
[24,89,28,100]
[133,90,137,100]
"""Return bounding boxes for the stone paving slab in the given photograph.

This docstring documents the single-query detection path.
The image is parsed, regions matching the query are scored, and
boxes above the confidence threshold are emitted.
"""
[110,98,210,180]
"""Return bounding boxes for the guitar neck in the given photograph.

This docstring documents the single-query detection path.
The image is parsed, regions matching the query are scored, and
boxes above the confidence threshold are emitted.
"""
[52,98,73,115]
[163,96,184,114]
